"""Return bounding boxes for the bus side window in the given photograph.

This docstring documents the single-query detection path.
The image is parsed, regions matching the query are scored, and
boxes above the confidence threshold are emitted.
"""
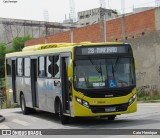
[17,58,23,76]
[38,56,46,77]
[46,56,52,78]
[53,56,60,78]
[24,58,30,77]
[46,55,60,78]
[6,59,11,76]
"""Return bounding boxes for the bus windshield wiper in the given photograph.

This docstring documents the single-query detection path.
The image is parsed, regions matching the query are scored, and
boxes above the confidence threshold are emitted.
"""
[99,62,103,81]
[88,58,103,81]
[89,58,101,73]
[114,56,120,72]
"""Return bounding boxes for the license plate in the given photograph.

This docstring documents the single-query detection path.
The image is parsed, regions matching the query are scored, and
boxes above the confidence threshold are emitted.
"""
[105,107,116,112]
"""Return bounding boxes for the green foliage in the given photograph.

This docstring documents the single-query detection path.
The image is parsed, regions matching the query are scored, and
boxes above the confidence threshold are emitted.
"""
[1,101,20,109]
[0,78,5,88]
[0,35,32,80]
[0,43,6,60]
[6,47,14,53]
[12,35,31,51]
[0,44,6,78]
[137,90,146,98]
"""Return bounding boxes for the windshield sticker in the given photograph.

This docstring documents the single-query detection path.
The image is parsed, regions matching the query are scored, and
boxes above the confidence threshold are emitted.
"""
[93,83,99,87]
[79,78,85,82]
[93,82,105,87]
[109,80,117,88]
[100,83,105,86]
[88,76,103,82]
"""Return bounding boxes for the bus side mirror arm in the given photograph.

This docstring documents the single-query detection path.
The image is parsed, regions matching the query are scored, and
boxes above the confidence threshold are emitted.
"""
[68,59,73,78]
[134,59,137,70]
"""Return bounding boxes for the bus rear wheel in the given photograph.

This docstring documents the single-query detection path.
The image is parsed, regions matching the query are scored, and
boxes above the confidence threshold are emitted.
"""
[58,102,69,124]
[20,94,30,115]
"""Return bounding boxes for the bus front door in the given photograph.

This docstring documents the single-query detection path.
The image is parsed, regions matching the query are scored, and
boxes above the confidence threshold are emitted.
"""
[61,57,70,114]
[12,60,16,103]
[31,59,39,108]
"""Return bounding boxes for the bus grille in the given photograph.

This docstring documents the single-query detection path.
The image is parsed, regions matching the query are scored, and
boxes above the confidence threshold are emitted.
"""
[84,90,131,98]
[82,86,135,98]
[90,103,128,113]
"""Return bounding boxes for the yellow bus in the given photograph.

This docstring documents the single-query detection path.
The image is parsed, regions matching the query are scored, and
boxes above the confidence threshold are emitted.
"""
[5,42,137,124]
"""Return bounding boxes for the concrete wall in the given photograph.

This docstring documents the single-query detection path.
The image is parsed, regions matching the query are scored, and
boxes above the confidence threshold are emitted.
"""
[155,8,160,31]
[127,30,160,95]
[127,8,160,95]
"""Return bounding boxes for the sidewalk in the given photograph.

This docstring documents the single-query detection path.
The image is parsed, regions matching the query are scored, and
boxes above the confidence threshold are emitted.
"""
[0,115,5,122]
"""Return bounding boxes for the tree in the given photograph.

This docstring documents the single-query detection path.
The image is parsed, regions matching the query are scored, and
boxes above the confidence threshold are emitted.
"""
[0,35,32,79]
[12,35,32,51]
[0,44,6,78]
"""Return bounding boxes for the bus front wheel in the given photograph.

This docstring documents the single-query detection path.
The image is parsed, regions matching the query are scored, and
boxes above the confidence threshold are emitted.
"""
[108,115,116,120]
[58,102,69,124]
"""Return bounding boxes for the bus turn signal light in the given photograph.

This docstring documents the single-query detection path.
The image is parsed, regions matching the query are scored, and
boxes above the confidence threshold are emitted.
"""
[76,97,89,108]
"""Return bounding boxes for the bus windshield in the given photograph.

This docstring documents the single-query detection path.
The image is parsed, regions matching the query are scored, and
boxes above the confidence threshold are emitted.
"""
[74,57,135,90]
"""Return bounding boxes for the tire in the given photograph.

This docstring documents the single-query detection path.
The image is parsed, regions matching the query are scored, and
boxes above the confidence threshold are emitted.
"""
[108,115,116,120]
[20,94,30,115]
[58,102,69,124]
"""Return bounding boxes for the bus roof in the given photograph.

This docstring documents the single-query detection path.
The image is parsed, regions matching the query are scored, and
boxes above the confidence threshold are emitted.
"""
[6,42,124,58]
[22,42,124,52]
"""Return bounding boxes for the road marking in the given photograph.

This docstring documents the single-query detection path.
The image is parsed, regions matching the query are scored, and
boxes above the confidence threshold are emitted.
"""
[0,124,10,129]
[12,119,30,126]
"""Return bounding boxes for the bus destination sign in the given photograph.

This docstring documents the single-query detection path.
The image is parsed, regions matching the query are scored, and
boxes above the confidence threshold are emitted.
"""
[80,46,128,55]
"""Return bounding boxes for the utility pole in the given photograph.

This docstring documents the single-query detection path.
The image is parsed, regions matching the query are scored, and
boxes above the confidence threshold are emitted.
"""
[100,8,107,42]
[99,0,106,8]
[69,0,76,22]
[99,0,107,42]
[156,0,160,7]
[104,13,107,42]
[70,29,74,43]
[121,0,126,42]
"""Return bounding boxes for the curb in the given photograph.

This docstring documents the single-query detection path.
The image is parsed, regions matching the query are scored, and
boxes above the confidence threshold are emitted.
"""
[0,115,5,123]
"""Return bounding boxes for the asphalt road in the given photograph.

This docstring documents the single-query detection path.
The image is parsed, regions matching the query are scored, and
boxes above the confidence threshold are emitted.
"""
[0,103,160,137]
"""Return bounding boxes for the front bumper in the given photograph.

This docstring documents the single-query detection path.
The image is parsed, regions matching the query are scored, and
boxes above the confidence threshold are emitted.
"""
[73,97,137,117]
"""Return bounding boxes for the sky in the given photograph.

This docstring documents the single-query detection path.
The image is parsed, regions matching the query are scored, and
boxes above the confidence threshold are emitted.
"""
[0,0,156,22]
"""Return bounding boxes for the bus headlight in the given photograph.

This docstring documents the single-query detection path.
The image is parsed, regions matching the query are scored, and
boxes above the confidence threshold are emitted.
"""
[76,97,89,108]
[76,97,82,104]
[128,94,136,106]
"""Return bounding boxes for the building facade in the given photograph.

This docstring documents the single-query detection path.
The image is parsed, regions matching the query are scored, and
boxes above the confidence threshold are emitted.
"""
[77,7,118,26]
[0,18,77,47]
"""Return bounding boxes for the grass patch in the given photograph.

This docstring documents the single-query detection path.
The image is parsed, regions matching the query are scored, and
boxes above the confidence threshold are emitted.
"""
[10,103,20,108]
[138,96,160,101]
[137,90,160,101]
[1,100,20,109]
